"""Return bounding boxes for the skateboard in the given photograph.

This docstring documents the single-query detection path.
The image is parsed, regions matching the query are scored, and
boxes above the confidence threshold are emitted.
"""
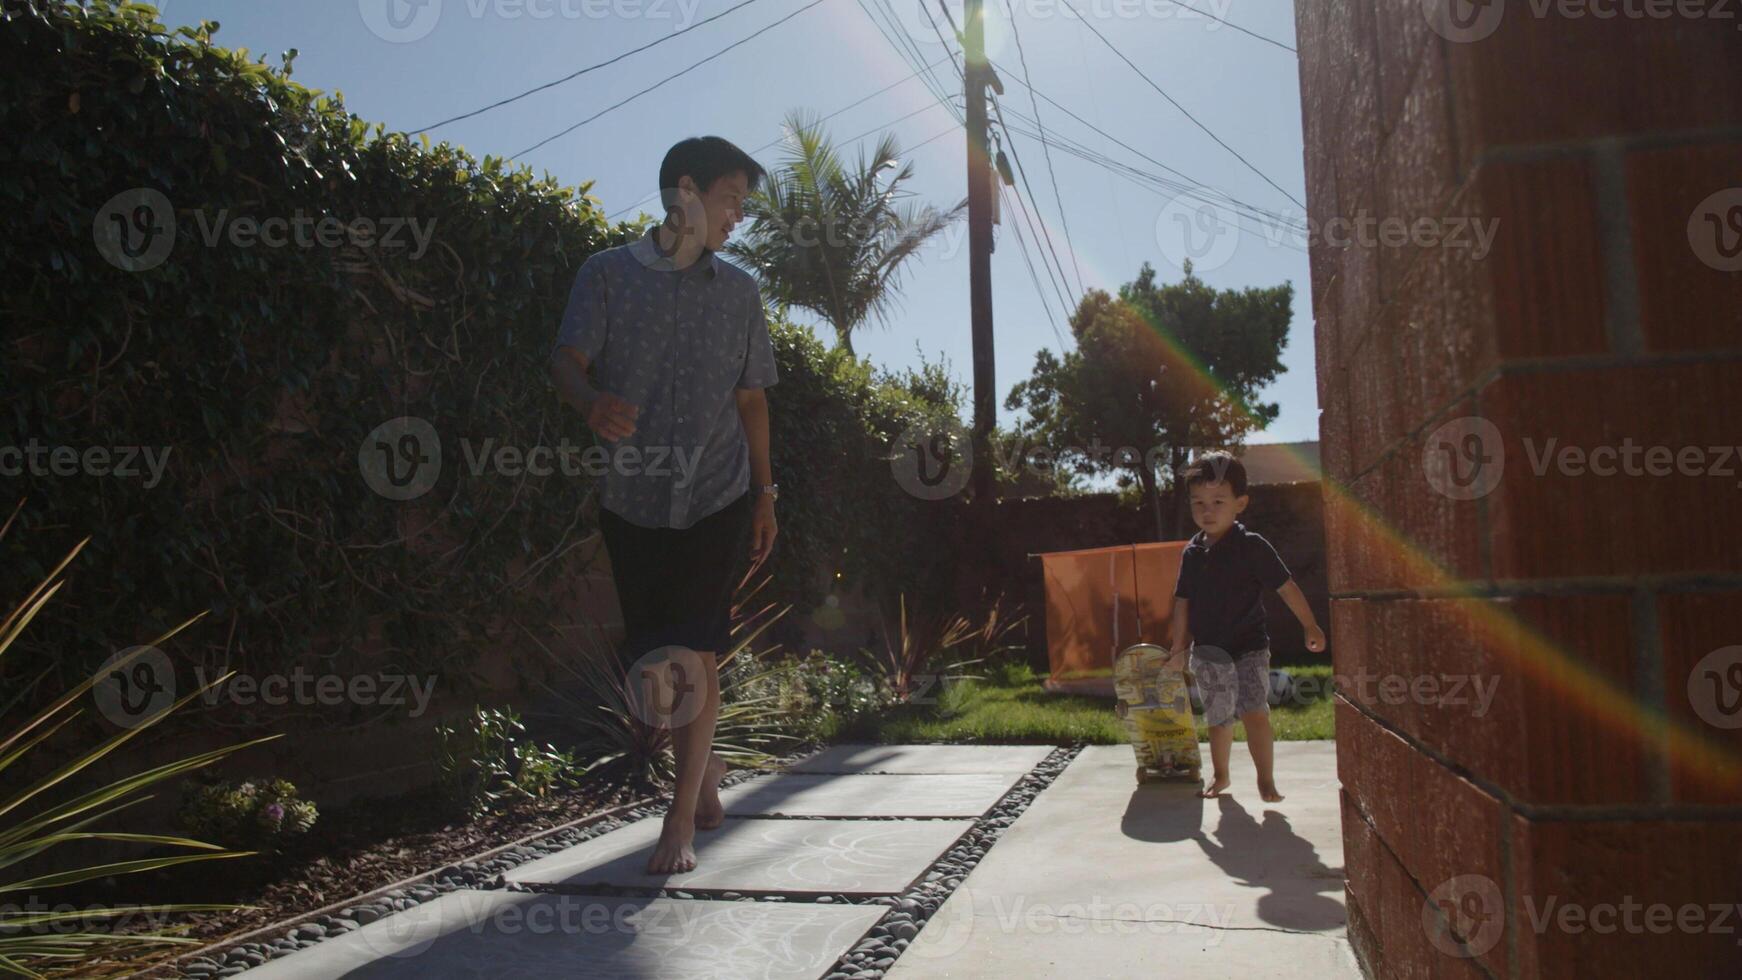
[1114,643,1202,784]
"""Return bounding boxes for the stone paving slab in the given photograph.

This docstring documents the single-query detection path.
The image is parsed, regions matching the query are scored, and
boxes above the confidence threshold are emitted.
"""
[504,817,975,893]
[239,891,883,979]
[718,772,1019,817]
[786,744,1054,774]
[888,742,1359,978]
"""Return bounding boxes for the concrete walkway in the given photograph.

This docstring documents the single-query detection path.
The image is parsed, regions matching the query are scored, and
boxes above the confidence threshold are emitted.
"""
[889,742,1358,979]
[232,742,1353,979]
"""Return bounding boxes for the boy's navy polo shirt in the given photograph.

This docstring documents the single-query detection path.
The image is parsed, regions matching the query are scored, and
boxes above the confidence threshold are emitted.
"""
[1173,521,1292,661]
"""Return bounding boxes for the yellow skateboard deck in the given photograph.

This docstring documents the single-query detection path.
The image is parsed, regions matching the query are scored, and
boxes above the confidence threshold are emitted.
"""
[1114,643,1202,783]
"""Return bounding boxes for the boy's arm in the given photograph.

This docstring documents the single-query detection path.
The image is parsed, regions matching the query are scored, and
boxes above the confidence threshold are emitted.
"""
[1166,597,1191,670]
[1276,579,1327,653]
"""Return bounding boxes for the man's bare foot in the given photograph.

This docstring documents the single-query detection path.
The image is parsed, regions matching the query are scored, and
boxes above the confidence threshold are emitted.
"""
[646,811,697,874]
[696,752,728,830]
[1258,782,1285,803]
[1197,774,1231,798]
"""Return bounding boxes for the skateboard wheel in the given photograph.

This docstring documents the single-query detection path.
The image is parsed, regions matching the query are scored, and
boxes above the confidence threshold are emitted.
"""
[1136,766,1153,784]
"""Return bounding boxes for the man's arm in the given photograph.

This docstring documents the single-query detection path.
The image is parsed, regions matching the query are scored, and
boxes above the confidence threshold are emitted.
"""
[736,386,776,564]
[551,347,637,441]
[1276,579,1327,653]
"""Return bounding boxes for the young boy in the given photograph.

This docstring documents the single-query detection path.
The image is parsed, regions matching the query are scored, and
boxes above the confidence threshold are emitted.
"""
[1167,451,1325,801]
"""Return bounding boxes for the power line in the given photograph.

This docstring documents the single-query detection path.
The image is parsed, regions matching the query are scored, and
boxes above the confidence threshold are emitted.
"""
[923,2,1079,317]
[411,0,774,134]
[986,56,1303,231]
[1002,0,1084,299]
[607,55,956,220]
[1157,0,1296,53]
[1056,0,1304,209]
[512,0,834,158]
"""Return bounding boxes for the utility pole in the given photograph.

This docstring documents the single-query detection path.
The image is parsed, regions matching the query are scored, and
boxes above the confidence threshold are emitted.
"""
[962,0,996,514]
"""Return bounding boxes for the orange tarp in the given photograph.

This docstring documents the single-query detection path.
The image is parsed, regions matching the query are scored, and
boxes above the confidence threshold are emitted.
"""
[1039,541,1190,681]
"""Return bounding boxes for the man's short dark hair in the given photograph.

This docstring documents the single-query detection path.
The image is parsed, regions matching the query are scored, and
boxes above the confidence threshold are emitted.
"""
[1183,451,1248,496]
[658,136,766,211]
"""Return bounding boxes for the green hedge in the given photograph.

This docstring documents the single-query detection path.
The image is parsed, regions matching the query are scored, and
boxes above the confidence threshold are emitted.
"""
[0,1,962,713]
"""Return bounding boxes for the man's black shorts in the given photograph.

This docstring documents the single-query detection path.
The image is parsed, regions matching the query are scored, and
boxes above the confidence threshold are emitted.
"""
[598,490,753,671]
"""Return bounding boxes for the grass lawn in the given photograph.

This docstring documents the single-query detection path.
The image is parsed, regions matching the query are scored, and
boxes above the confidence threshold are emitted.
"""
[828,662,1335,745]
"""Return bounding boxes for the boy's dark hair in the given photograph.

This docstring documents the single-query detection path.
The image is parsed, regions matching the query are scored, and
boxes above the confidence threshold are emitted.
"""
[658,136,766,211]
[1183,451,1248,496]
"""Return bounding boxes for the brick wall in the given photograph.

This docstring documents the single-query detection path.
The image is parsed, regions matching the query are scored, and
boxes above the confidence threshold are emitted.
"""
[1297,3,1742,978]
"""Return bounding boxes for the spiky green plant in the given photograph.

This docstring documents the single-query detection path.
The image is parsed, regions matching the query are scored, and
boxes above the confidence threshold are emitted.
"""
[0,503,275,978]
[526,575,798,788]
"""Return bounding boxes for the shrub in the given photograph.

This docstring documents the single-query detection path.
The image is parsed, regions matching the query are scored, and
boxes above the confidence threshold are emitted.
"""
[433,705,586,818]
[175,778,317,854]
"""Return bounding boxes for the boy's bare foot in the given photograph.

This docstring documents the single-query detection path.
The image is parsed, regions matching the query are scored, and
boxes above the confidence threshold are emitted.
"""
[1197,774,1231,798]
[1258,781,1285,803]
[696,752,728,830]
[647,811,697,874]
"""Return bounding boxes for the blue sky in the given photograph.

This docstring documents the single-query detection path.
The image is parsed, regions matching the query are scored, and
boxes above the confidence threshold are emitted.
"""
[157,0,1317,443]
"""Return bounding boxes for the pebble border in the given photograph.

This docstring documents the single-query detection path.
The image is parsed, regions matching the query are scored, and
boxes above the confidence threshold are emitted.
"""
[168,745,1080,979]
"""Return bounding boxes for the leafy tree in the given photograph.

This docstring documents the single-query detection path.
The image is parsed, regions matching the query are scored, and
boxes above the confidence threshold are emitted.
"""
[724,109,965,355]
[1004,260,1293,538]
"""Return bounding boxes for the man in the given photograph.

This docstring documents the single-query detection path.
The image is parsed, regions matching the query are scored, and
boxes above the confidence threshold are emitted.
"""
[550,136,778,874]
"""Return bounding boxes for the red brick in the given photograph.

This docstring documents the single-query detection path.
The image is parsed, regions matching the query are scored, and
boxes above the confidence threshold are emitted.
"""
[1485,362,1742,579]
[1626,141,1742,353]
[1475,156,1611,360]
[1503,594,1645,805]
[1513,815,1742,980]
[1446,7,1742,161]
[1373,0,1441,136]
[1338,701,1421,887]
[1375,40,1463,308]
[1330,598,1370,689]
[1342,787,1383,932]
[1657,591,1742,805]
[1339,188,1384,351]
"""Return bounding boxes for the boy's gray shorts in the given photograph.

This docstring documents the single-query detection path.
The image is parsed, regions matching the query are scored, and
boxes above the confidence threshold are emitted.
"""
[1192,648,1271,728]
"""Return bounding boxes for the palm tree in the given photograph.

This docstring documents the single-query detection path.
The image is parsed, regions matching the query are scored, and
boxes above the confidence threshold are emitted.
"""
[725,109,966,356]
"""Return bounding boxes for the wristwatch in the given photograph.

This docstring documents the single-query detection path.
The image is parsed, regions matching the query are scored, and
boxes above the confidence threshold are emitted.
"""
[756,483,780,501]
